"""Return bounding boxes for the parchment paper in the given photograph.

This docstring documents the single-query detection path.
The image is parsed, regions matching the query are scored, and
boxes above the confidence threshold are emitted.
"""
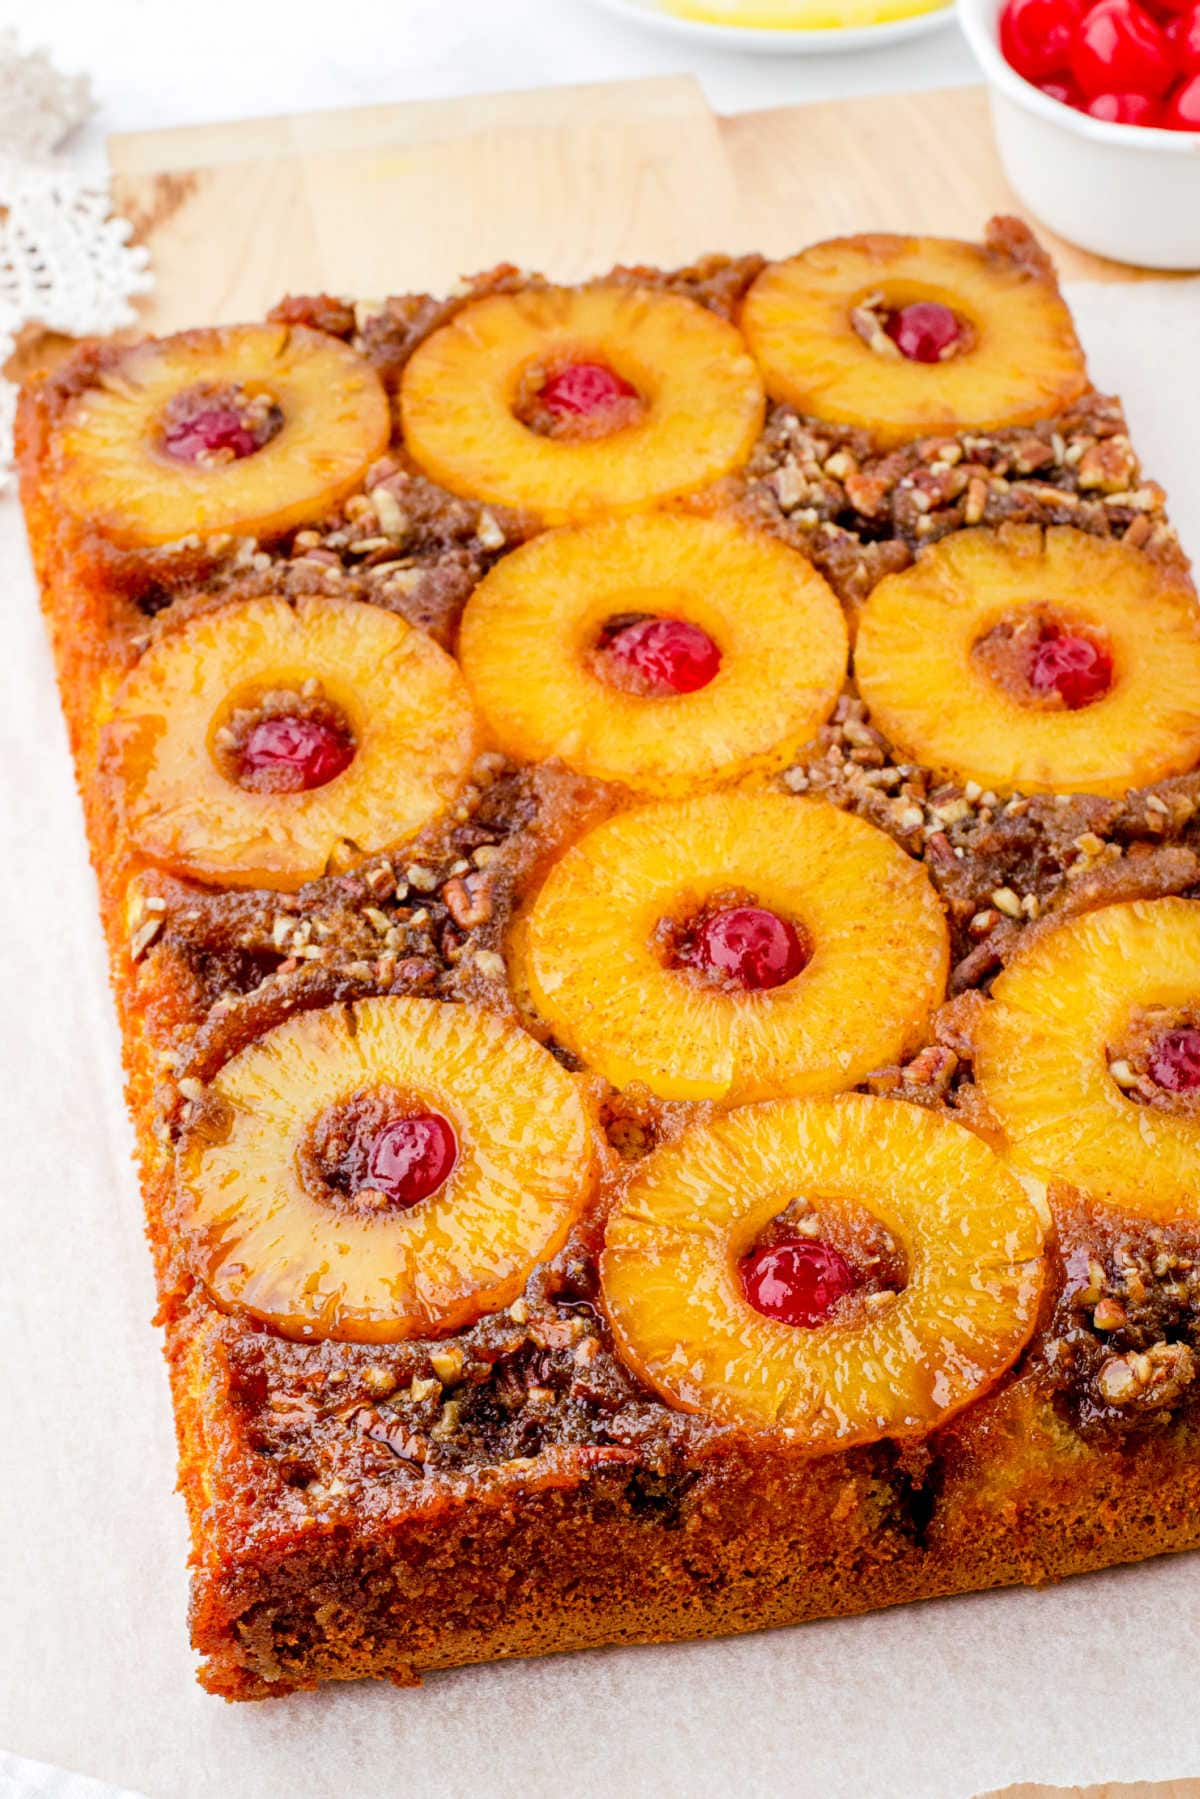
[3,281,1200,1799]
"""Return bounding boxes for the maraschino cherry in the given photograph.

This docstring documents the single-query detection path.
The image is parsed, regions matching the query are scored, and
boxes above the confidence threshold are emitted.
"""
[998,0,1200,129]
[540,362,638,417]
[885,302,963,364]
[1087,89,1162,120]
[1029,630,1113,710]
[1147,1027,1200,1092]
[1167,7,1200,73]
[742,1238,859,1327]
[240,714,355,791]
[163,404,266,464]
[1070,1,1174,100]
[1164,70,1200,126]
[686,905,809,992]
[1039,76,1084,103]
[1001,0,1085,80]
[365,1113,458,1207]
[604,617,722,695]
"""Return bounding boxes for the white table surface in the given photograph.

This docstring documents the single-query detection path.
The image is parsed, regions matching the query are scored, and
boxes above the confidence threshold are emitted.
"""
[24,0,978,163]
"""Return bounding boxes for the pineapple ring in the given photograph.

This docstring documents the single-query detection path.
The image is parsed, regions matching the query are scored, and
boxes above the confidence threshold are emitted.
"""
[176,996,596,1343]
[741,234,1087,446]
[854,526,1200,797]
[458,514,848,795]
[975,898,1200,1223]
[400,286,765,523]
[516,791,948,1103]
[601,1093,1045,1446]
[106,594,480,891]
[54,324,390,547]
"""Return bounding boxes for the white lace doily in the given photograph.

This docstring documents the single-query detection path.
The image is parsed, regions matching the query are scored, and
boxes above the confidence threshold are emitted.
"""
[0,35,153,490]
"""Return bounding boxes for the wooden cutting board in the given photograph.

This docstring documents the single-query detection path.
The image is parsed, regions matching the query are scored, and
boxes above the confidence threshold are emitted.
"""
[107,73,1157,338]
[101,73,1194,1799]
[108,77,747,330]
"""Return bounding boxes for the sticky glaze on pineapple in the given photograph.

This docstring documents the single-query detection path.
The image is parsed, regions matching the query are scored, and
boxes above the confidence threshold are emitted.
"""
[176,996,596,1341]
[742,232,1087,445]
[975,898,1200,1223]
[105,595,481,890]
[401,285,764,521]
[459,513,847,795]
[601,1094,1046,1446]
[855,526,1200,796]
[516,791,948,1102]
[54,324,390,547]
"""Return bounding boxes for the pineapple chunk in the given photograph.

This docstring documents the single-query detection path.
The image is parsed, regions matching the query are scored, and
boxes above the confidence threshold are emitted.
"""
[401,285,764,522]
[176,996,597,1341]
[105,594,480,891]
[516,790,948,1103]
[55,324,390,547]
[601,1092,1045,1445]
[855,525,1200,797]
[975,897,1200,1223]
[741,233,1086,445]
[459,513,848,795]
[664,0,947,20]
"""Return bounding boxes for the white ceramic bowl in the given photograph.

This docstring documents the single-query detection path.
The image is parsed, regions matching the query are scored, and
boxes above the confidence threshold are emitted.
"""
[959,0,1200,269]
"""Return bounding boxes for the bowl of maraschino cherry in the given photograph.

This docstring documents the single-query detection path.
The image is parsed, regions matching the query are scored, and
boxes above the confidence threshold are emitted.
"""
[959,0,1200,267]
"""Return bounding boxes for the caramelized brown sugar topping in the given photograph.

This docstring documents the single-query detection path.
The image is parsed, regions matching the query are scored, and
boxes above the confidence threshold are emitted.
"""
[24,217,1200,1502]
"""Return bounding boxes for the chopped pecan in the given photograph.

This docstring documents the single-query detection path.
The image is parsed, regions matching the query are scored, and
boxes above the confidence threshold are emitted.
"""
[1096,1341,1196,1412]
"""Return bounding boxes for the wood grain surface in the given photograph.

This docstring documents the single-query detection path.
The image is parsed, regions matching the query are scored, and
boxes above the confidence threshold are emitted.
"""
[108,76,748,330]
[102,73,1196,1799]
[718,84,1168,283]
[107,74,1167,340]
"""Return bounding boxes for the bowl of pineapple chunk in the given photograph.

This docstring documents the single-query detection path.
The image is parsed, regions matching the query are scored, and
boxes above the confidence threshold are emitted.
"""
[585,0,953,52]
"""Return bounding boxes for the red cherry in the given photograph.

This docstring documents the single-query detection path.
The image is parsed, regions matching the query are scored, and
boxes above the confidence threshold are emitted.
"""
[1167,6,1200,68]
[241,714,355,791]
[1163,69,1200,122]
[687,905,809,992]
[1070,0,1174,99]
[604,617,722,695]
[365,1113,458,1207]
[1039,76,1084,103]
[540,361,638,417]
[1000,0,1085,79]
[1028,631,1114,709]
[884,301,963,363]
[1147,1028,1200,1092]
[742,1238,859,1328]
[1087,89,1164,119]
[163,404,261,464]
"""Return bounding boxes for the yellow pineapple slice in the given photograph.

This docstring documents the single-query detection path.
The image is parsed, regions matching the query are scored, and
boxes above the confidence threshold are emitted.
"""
[854,526,1200,796]
[665,0,946,19]
[175,996,596,1342]
[400,285,764,523]
[54,324,390,547]
[516,790,948,1103]
[741,233,1087,446]
[458,513,847,796]
[105,594,480,891]
[974,898,1200,1223]
[601,1093,1045,1445]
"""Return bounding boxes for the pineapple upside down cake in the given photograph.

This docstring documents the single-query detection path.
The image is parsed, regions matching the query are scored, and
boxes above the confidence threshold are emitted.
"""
[19,217,1200,1699]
